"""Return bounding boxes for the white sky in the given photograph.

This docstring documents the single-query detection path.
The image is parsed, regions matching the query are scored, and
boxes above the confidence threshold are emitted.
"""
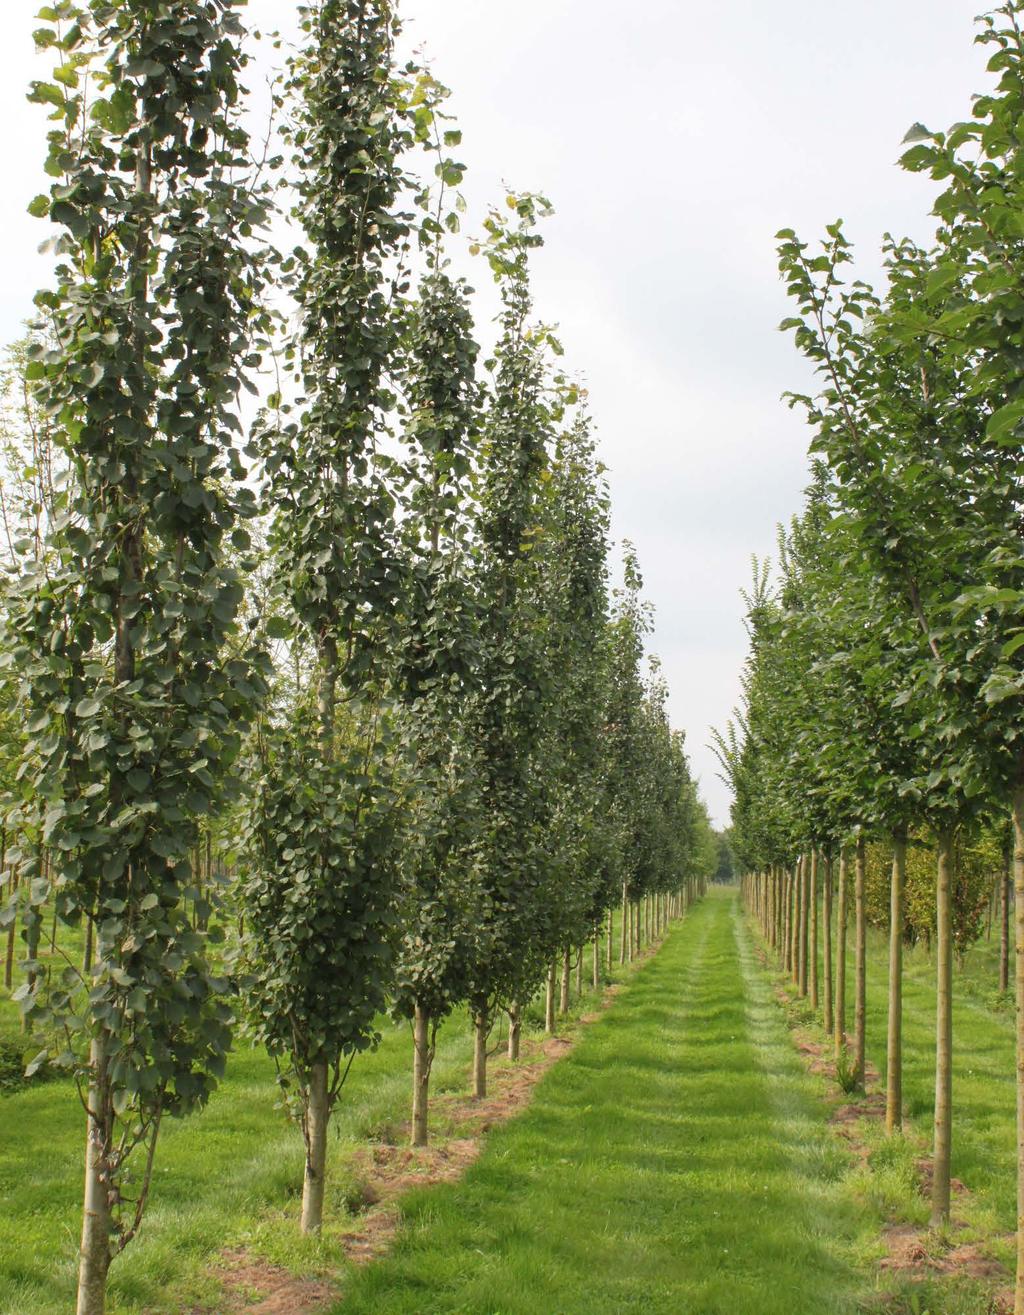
[0,1,992,826]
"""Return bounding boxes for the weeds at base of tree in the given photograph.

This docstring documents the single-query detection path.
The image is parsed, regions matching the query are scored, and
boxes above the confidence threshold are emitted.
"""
[835,1047,861,1095]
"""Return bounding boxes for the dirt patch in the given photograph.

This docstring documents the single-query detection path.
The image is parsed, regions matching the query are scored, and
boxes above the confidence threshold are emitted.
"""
[880,1223,1009,1282]
[211,978,628,1313]
[211,1249,337,1315]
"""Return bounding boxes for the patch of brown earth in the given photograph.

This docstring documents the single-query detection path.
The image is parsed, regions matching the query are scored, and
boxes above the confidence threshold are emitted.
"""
[211,1249,337,1315]
[880,1223,1009,1283]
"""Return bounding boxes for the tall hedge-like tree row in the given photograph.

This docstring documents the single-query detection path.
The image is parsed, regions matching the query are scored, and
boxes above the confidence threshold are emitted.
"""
[722,4,1024,1307]
[0,1,714,1309]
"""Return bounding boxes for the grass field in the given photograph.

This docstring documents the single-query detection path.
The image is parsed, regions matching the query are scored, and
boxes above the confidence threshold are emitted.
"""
[3,889,1018,1315]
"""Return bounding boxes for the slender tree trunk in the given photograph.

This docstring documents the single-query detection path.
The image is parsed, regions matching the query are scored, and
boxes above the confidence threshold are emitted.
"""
[575,945,583,998]
[473,1009,488,1099]
[810,850,819,1011]
[790,864,800,981]
[3,864,18,991]
[781,868,792,972]
[854,835,867,1091]
[560,947,571,1015]
[412,1003,432,1147]
[823,853,834,1035]
[931,827,955,1227]
[836,847,849,1061]
[83,914,94,977]
[301,1059,329,1234]
[545,963,556,1033]
[76,1039,112,1315]
[798,854,809,997]
[592,931,599,989]
[607,907,613,971]
[507,1003,521,1061]
[1010,785,1024,1315]
[1002,852,1011,995]
[619,884,628,964]
[886,831,906,1136]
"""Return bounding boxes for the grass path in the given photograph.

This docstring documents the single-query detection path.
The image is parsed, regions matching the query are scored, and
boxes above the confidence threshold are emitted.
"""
[337,888,875,1315]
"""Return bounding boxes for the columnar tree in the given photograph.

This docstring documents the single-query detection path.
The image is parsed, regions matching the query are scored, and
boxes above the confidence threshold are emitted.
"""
[4,3,273,1311]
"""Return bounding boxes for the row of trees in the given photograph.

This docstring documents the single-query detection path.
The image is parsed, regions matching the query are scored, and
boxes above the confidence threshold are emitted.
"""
[718,3,1024,1310]
[0,3,713,1313]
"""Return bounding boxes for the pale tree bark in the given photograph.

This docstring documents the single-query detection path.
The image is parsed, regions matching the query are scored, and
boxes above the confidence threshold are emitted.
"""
[835,847,849,1062]
[1011,784,1024,1315]
[560,947,570,1015]
[931,827,955,1227]
[1002,851,1011,995]
[823,853,834,1035]
[301,1058,329,1234]
[606,907,613,971]
[810,850,819,1011]
[411,1003,432,1147]
[507,1003,521,1060]
[545,963,556,1033]
[76,1040,112,1315]
[619,884,628,964]
[854,835,867,1091]
[798,854,809,997]
[886,832,906,1135]
[592,930,600,989]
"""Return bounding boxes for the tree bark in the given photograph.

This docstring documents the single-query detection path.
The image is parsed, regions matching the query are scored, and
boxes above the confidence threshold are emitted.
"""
[798,854,809,997]
[545,963,556,1033]
[823,853,833,1034]
[1011,785,1024,1315]
[931,826,955,1227]
[507,1003,521,1061]
[592,931,599,989]
[473,1009,488,1099]
[411,1003,432,1147]
[886,831,906,1135]
[607,906,613,971]
[836,847,849,1062]
[810,850,819,1011]
[1002,851,1011,996]
[301,1058,329,1234]
[76,1039,112,1315]
[560,947,570,1015]
[854,835,867,1091]
[619,883,628,964]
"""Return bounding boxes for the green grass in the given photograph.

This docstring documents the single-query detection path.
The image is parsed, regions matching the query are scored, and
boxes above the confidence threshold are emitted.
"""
[335,889,880,1315]
[0,912,638,1315]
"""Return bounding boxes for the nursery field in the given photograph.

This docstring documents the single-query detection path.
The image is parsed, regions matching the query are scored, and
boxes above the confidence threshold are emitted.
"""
[5,888,1019,1315]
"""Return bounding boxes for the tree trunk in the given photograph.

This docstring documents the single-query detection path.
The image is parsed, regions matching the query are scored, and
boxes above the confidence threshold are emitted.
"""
[619,884,628,964]
[545,963,556,1033]
[836,847,849,1061]
[76,1039,112,1315]
[854,835,867,1091]
[1010,785,1024,1315]
[301,1058,329,1234]
[575,945,583,998]
[507,1003,521,1061]
[1002,852,1011,995]
[592,931,599,989]
[823,853,834,1035]
[560,947,570,1015]
[607,907,613,971]
[931,827,955,1227]
[886,831,906,1136]
[3,863,18,991]
[473,1009,488,1099]
[411,1003,432,1147]
[810,850,819,1011]
[798,853,809,997]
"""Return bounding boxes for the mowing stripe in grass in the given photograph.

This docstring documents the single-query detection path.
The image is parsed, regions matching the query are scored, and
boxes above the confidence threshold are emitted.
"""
[336,888,875,1315]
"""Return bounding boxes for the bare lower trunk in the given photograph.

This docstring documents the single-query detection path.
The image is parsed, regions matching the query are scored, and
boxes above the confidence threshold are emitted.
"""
[886,832,906,1135]
[1002,853,1011,995]
[607,907,613,971]
[575,945,583,997]
[545,963,556,1033]
[619,884,628,964]
[301,1059,329,1234]
[931,827,955,1227]
[835,848,848,1062]
[411,1004,432,1148]
[798,854,808,997]
[810,850,819,1011]
[473,1009,488,1099]
[1011,786,1024,1315]
[823,853,833,1035]
[507,1003,521,1061]
[560,947,570,1015]
[592,932,599,989]
[76,1039,112,1315]
[854,836,867,1091]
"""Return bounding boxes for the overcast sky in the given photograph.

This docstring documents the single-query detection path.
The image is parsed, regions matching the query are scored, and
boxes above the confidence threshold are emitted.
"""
[0,1,993,826]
